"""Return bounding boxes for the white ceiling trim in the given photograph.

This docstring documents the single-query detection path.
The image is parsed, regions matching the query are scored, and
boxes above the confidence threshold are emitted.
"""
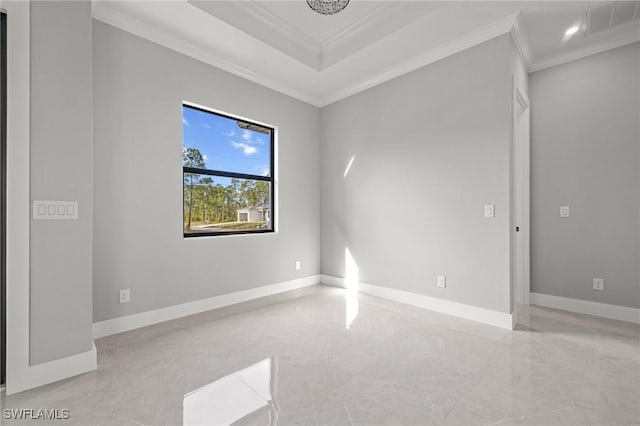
[191,1,438,72]
[241,1,319,52]
[92,2,521,108]
[320,2,393,48]
[91,1,322,105]
[318,12,520,106]
[319,2,441,70]
[529,25,640,72]
[510,17,534,70]
[190,0,320,70]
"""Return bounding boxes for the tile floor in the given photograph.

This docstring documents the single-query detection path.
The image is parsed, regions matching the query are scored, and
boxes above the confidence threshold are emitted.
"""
[2,285,639,426]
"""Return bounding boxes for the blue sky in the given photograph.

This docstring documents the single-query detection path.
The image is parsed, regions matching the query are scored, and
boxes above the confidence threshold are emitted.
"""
[182,105,271,177]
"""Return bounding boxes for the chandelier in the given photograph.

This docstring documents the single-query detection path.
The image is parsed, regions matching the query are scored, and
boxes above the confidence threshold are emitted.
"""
[307,0,350,15]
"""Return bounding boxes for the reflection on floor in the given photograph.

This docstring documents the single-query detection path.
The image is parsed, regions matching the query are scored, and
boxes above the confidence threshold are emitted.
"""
[2,284,639,425]
[184,358,278,426]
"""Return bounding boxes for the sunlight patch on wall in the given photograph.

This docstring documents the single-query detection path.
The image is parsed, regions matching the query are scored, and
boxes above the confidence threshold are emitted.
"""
[345,247,360,329]
[343,156,355,178]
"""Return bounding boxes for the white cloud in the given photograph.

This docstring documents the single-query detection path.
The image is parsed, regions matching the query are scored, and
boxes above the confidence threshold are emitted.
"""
[232,142,257,155]
[182,118,190,126]
[225,130,236,137]
[241,129,252,141]
[201,123,211,129]
[202,154,208,161]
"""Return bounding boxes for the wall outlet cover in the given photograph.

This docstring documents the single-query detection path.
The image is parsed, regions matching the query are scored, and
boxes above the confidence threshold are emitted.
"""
[593,278,604,291]
[437,276,446,288]
[119,289,131,303]
[560,206,570,218]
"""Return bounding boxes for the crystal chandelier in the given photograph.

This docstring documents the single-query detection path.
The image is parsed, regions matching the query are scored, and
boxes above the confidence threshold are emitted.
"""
[307,0,350,15]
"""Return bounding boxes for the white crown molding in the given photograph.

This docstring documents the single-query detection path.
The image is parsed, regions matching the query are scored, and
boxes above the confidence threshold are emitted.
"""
[321,275,514,330]
[530,292,640,325]
[318,12,519,107]
[510,15,534,70]
[190,0,321,70]
[192,1,438,72]
[91,1,522,108]
[93,275,321,339]
[529,25,640,72]
[241,1,320,54]
[319,2,435,69]
[91,0,323,106]
[89,2,639,108]
[321,1,393,50]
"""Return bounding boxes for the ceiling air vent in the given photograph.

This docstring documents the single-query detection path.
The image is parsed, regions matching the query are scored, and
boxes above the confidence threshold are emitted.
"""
[587,1,639,35]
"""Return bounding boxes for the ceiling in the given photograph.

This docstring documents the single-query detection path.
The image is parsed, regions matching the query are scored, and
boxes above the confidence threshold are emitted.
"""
[92,1,640,106]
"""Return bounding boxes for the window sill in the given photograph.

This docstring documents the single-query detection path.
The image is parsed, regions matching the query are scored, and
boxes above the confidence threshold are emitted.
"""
[183,229,277,239]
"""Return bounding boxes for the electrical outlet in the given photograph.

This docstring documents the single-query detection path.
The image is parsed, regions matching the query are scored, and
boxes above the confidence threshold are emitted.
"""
[593,278,604,291]
[119,289,131,304]
[560,206,570,218]
[437,276,446,288]
[295,261,301,271]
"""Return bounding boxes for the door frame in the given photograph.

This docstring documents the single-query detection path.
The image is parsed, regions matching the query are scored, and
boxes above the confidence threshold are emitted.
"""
[1,8,7,387]
[512,82,531,310]
[4,0,31,394]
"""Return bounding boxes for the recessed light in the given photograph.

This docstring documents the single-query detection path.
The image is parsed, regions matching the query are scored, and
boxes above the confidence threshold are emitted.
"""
[565,25,580,36]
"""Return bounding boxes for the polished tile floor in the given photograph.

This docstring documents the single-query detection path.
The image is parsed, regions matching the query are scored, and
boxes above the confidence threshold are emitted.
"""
[2,285,640,426]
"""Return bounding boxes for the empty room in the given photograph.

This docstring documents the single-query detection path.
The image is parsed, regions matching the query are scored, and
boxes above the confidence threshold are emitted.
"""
[1,0,639,425]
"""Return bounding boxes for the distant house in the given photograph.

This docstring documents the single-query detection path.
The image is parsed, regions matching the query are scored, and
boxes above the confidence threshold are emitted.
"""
[237,203,270,222]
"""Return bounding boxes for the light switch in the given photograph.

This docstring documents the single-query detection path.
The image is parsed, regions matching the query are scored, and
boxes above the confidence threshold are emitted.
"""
[33,201,79,220]
[484,204,495,218]
[560,206,570,218]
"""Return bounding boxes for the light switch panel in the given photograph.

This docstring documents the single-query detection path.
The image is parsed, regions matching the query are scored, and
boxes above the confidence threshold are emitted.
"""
[33,201,78,220]
[484,204,495,218]
[560,206,570,218]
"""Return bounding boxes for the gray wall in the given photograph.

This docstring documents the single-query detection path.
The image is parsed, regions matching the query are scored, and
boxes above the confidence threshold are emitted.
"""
[92,22,321,322]
[530,42,640,309]
[30,1,94,364]
[320,35,513,314]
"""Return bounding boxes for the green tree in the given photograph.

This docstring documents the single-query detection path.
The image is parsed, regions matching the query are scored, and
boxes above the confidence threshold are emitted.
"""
[183,147,205,230]
[200,177,213,223]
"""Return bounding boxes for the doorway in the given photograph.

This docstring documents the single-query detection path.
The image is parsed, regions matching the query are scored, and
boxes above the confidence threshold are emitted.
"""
[1,9,7,386]
[513,85,530,311]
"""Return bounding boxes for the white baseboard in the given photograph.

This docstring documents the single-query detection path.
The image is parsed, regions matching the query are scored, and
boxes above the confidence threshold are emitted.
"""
[7,343,97,395]
[530,292,640,325]
[321,275,513,330]
[512,303,520,329]
[93,275,321,338]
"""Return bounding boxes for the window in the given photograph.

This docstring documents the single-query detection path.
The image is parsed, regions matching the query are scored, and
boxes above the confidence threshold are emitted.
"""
[182,104,275,237]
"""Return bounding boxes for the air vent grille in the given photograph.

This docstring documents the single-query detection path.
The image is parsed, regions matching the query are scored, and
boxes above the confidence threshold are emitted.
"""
[587,1,639,35]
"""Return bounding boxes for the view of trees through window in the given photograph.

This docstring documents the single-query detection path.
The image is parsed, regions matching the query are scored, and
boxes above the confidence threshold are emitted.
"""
[182,105,274,236]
